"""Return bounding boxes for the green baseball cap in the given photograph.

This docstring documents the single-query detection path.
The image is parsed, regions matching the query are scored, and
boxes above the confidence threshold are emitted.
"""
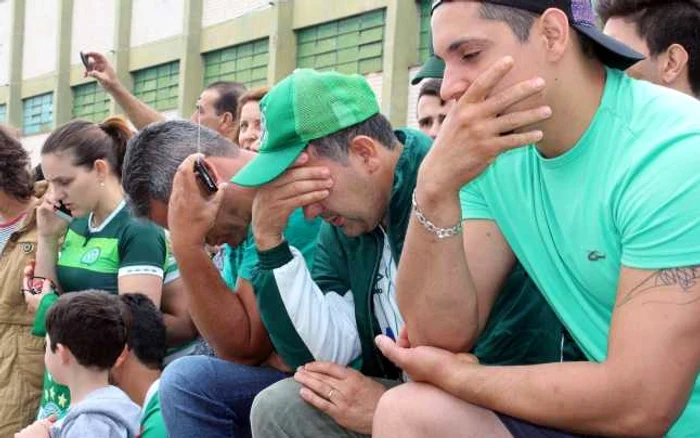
[231,69,380,188]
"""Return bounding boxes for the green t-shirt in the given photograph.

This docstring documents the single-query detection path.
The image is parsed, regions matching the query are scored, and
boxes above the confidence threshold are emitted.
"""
[460,68,700,437]
[222,208,321,288]
[141,380,167,438]
[37,201,170,421]
[57,200,167,293]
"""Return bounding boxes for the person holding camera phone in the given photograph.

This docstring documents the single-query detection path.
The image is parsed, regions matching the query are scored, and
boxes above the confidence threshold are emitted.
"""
[22,117,179,423]
[0,125,46,436]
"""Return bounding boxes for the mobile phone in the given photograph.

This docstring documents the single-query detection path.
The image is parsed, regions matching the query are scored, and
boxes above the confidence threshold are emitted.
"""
[79,51,90,70]
[193,157,218,194]
[54,200,73,223]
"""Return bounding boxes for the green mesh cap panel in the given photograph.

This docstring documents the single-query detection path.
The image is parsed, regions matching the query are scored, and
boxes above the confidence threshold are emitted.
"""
[231,69,380,187]
[293,70,379,142]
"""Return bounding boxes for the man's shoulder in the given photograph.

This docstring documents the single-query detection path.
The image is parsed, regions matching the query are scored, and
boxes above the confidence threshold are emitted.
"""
[613,74,700,140]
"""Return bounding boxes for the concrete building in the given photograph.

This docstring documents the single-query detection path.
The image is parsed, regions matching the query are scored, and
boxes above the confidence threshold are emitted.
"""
[0,0,433,164]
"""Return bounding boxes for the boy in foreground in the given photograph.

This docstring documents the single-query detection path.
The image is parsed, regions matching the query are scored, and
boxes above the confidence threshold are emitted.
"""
[15,291,140,438]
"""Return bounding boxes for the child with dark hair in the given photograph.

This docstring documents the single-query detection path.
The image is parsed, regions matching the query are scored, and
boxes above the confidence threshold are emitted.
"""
[111,293,168,438]
[14,291,140,438]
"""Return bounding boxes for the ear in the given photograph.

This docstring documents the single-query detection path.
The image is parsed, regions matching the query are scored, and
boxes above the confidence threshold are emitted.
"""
[537,8,570,63]
[93,159,109,182]
[112,346,129,370]
[348,136,381,173]
[220,112,235,130]
[56,343,72,366]
[659,44,689,86]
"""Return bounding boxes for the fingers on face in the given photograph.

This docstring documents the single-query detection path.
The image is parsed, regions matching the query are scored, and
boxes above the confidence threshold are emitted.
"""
[271,166,332,189]
[464,56,515,103]
[482,77,546,117]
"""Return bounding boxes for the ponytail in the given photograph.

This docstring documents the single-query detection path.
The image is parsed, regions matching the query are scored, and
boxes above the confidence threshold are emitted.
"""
[99,117,133,176]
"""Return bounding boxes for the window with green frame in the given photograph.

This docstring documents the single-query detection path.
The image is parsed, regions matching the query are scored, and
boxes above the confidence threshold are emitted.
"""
[203,39,269,88]
[132,61,180,111]
[296,9,386,75]
[0,104,6,123]
[418,0,432,63]
[72,82,111,122]
[23,93,53,135]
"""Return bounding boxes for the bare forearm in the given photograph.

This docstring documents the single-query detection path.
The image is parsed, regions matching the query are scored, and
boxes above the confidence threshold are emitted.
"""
[174,245,270,364]
[439,361,671,437]
[109,83,164,130]
[35,238,60,290]
[397,188,478,351]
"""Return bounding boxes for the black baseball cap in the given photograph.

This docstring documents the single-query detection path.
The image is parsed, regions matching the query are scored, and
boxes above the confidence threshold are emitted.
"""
[431,0,644,71]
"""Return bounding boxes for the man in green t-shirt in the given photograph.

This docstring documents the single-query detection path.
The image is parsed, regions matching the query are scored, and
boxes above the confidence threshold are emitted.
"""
[111,294,168,438]
[373,1,700,438]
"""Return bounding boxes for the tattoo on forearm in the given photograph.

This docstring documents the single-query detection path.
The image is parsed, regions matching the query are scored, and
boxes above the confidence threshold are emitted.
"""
[618,266,700,308]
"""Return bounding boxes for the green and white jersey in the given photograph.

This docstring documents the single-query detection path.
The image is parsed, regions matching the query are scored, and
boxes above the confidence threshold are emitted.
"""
[57,200,167,293]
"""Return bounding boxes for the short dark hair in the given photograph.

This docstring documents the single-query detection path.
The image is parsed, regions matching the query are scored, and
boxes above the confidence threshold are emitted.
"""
[597,0,700,96]
[45,291,128,370]
[42,117,133,177]
[0,124,34,201]
[437,2,596,58]
[120,293,166,371]
[122,120,238,217]
[309,114,398,162]
[205,81,247,116]
[418,79,444,102]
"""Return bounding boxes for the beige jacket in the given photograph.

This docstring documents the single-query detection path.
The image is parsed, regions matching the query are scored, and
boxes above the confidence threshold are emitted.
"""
[0,190,46,434]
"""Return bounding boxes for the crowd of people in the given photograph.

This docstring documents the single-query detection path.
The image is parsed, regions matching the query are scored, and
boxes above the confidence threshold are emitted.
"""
[1,0,699,437]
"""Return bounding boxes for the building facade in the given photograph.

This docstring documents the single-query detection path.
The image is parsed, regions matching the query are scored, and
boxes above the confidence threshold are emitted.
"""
[0,0,433,164]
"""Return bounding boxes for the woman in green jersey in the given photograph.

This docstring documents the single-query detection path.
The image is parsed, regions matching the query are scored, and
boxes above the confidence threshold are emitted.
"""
[24,117,175,422]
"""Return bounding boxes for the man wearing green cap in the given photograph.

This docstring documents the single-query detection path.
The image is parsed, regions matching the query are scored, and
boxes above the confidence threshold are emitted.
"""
[372,0,700,437]
[234,68,582,437]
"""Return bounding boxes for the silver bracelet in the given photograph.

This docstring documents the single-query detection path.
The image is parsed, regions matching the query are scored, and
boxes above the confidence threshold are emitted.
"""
[412,190,463,239]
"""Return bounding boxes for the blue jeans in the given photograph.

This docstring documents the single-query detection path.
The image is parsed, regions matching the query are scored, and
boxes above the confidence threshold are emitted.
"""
[160,355,288,438]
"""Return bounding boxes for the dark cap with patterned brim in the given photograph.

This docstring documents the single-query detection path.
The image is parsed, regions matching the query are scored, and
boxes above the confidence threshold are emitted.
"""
[431,0,645,71]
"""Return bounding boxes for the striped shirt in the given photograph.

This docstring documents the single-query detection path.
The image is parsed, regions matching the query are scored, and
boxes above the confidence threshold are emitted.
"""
[0,213,27,254]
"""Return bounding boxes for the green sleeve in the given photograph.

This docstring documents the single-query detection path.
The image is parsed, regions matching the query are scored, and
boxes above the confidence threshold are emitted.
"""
[459,179,493,221]
[239,209,320,281]
[118,220,167,277]
[617,133,700,269]
[284,209,322,270]
[253,241,315,369]
[31,292,59,337]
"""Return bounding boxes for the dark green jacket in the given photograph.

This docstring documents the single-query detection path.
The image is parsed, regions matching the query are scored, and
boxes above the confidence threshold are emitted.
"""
[254,128,583,379]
